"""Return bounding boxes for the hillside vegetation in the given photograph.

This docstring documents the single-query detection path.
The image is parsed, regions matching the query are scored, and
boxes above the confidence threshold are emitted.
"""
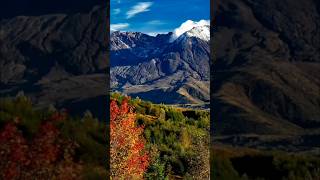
[1,94,209,179]
[0,96,107,179]
[211,146,320,180]
[2,95,319,179]
[111,93,210,179]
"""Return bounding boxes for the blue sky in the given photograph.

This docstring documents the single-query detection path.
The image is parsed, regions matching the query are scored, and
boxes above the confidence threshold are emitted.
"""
[110,0,210,36]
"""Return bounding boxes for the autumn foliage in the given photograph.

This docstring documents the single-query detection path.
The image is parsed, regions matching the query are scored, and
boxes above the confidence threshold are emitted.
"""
[0,113,82,179]
[110,97,149,179]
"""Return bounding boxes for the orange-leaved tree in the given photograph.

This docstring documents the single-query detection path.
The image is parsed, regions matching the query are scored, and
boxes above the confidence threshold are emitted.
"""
[110,97,149,179]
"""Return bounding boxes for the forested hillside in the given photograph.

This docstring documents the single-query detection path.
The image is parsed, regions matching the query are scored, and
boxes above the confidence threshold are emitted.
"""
[0,96,107,179]
[110,93,210,179]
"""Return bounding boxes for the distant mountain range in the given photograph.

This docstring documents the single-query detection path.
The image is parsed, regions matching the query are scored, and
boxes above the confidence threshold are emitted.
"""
[110,25,210,104]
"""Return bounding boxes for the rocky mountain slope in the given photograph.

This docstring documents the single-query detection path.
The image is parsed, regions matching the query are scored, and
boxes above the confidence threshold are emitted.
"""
[110,26,210,104]
[1,0,319,153]
[212,0,320,153]
[0,4,108,119]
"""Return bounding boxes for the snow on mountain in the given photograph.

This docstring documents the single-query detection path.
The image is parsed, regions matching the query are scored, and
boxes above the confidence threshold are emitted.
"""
[111,25,210,52]
[170,20,210,42]
[109,21,210,104]
[176,25,210,42]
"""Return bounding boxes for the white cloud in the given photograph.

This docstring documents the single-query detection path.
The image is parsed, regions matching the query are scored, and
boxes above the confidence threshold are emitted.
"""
[147,20,165,25]
[171,19,210,41]
[110,23,130,31]
[126,2,153,19]
[112,8,121,15]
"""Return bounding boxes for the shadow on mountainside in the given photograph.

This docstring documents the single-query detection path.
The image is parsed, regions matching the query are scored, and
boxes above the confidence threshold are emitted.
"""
[211,0,320,152]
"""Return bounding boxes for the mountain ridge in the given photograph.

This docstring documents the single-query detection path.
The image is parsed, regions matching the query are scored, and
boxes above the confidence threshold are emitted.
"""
[0,5,108,119]
[211,0,320,153]
[110,25,210,104]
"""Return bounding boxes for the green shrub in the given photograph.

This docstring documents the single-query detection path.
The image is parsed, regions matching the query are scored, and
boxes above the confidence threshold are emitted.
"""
[166,109,185,122]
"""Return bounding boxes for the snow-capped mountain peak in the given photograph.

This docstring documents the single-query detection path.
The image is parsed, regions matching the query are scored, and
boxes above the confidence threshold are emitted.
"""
[177,25,210,42]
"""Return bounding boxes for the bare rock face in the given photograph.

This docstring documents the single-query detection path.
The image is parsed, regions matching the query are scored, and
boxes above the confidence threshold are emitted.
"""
[110,27,210,104]
[212,0,320,152]
[0,5,107,83]
[0,4,108,119]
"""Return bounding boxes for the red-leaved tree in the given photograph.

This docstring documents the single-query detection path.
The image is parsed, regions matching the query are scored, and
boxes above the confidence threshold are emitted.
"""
[110,97,149,179]
[0,112,82,179]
